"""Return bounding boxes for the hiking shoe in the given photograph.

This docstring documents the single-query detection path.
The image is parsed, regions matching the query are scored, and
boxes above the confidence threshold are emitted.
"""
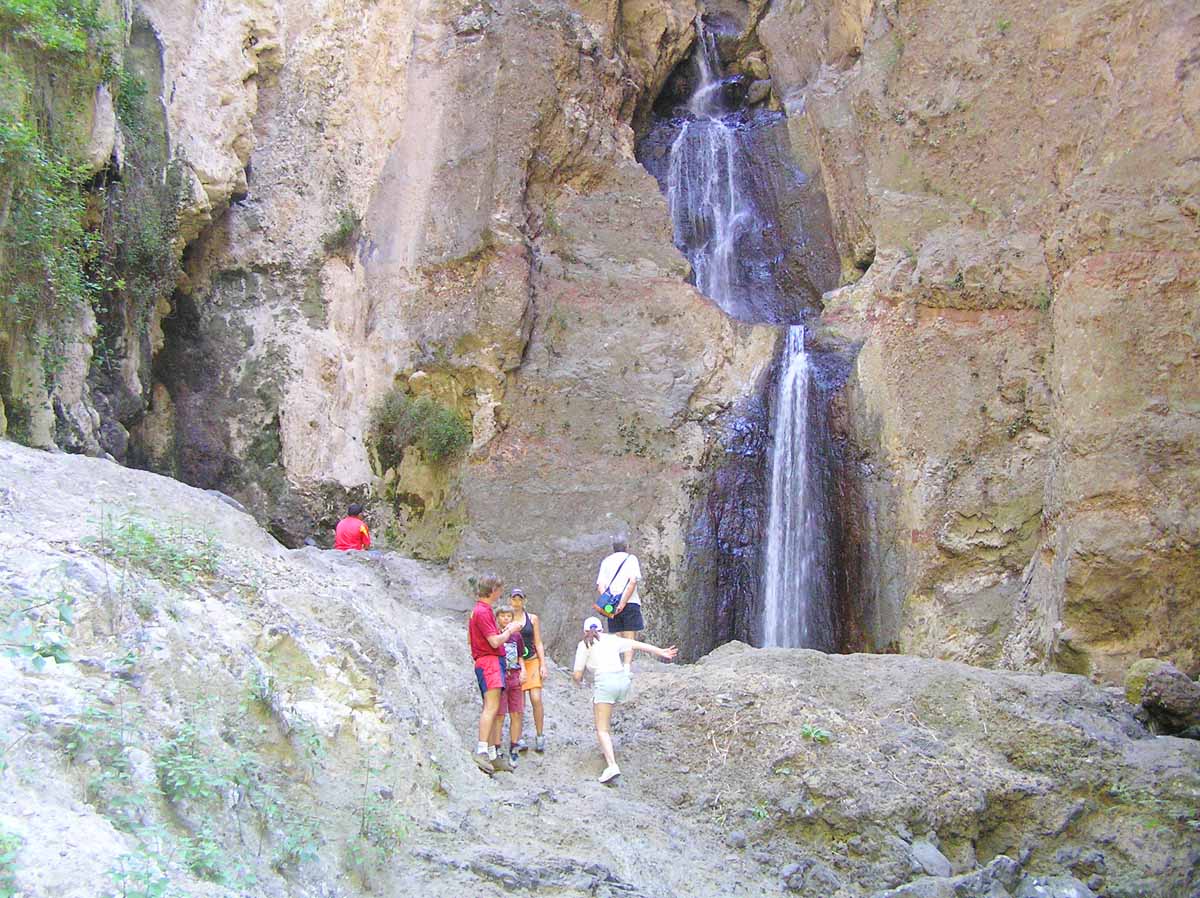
[535,735,545,753]
[513,738,529,753]
[509,749,520,766]
[599,764,620,784]
[491,751,514,773]
[472,751,494,775]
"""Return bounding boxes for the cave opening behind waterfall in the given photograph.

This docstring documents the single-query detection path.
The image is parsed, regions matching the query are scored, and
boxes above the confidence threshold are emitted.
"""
[636,18,856,657]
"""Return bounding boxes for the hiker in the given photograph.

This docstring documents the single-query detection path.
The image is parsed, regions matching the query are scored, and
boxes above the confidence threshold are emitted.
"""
[334,503,371,551]
[573,616,677,783]
[595,535,643,668]
[468,575,522,774]
[510,588,548,753]
[494,603,527,767]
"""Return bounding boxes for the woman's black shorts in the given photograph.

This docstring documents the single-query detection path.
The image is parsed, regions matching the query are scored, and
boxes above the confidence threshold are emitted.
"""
[607,602,644,633]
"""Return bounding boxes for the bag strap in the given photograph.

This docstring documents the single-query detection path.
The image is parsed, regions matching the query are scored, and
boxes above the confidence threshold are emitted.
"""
[604,554,630,593]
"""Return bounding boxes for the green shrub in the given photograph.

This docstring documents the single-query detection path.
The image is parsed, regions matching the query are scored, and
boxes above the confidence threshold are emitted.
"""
[368,389,471,469]
[155,720,228,804]
[321,208,359,253]
[1,589,74,670]
[63,702,151,832]
[800,723,832,744]
[0,823,22,898]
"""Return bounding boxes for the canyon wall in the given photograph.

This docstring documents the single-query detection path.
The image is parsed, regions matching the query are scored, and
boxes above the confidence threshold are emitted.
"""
[1,0,1196,678]
[128,0,779,658]
[758,0,1199,679]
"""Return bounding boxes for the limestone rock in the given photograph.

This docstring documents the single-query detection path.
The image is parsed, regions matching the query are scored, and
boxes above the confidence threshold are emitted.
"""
[782,858,844,895]
[85,84,117,173]
[1013,875,1095,898]
[1124,657,1170,705]
[1140,664,1200,736]
[910,839,952,878]
[1,442,1197,898]
[763,0,1200,678]
[746,78,772,105]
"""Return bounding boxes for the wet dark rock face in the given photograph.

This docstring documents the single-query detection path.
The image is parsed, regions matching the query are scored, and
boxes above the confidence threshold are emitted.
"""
[679,337,871,660]
[807,341,870,652]
[681,392,771,660]
[638,113,834,326]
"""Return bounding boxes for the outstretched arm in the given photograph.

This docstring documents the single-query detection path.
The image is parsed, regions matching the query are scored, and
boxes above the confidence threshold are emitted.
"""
[628,641,677,661]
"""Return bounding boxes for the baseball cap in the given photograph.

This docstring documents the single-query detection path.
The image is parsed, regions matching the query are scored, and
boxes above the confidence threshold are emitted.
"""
[510,588,525,597]
[583,616,603,632]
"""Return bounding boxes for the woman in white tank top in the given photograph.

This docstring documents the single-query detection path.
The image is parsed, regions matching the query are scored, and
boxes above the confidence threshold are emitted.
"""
[572,616,677,783]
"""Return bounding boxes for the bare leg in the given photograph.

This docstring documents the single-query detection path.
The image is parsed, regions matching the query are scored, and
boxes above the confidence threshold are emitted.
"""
[529,687,544,735]
[478,689,501,744]
[594,701,617,769]
[510,710,522,747]
[490,706,504,750]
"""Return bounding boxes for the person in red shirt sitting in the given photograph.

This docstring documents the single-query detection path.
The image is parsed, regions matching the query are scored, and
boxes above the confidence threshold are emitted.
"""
[468,574,522,774]
[334,503,371,551]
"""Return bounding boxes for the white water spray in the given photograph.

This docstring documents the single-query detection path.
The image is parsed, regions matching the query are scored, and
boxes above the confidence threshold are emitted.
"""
[760,326,834,649]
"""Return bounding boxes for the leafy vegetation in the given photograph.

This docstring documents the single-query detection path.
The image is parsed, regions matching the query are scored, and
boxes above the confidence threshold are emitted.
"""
[0,1,119,324]
[0,589,75,669]
[321,207,359,253]
[94,514,219,588]
[155,719,231,804]
[347,759,407,870]
[368,388,472,469]
[0,0,183,444]
[0,823,22,898]
[63,700,151,832]
[800,723,833,743]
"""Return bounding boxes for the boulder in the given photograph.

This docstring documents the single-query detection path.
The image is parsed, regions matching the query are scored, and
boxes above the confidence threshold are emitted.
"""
[783,858,844,895]
[1013,874,1095,898]
[746,79,772,105]
[910,839,953,877]
[1140,663,1200,735]
[1124,657,1170,704]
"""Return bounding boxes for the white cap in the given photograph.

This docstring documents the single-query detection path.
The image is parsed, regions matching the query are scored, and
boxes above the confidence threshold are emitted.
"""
[583,616,603,632]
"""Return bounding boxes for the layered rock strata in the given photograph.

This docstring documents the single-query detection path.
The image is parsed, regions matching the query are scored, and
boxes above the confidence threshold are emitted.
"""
[755,0,1200,679]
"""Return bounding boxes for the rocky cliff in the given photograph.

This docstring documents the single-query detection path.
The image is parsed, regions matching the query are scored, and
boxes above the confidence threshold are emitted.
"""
[755,0,1199,679]
[0,0,1196,679]
[1,441,1197,898]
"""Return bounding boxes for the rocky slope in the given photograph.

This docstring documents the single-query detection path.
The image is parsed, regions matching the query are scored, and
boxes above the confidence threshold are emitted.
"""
[1,441,1198,898]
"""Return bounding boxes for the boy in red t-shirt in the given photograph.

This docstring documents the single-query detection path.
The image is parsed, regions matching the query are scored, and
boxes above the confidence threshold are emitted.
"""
[334,503,371,550]
[468,575,521,774]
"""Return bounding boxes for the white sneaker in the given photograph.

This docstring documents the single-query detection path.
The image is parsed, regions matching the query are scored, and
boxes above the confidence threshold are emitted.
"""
[599,764,620,784]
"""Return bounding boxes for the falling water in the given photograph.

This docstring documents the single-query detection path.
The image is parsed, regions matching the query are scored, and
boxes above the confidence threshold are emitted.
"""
[760,326,835,649]
[650,21,839,651]
[665,26,756,320]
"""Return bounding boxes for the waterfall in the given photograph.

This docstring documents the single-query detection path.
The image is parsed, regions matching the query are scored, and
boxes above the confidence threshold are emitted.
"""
[665,26,755,320]
[645,21,839,652]
[760,326,835,649]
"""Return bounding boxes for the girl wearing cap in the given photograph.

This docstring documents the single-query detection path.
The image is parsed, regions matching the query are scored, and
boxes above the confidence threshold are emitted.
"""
[572,616,677,783]
[510,589,548,752]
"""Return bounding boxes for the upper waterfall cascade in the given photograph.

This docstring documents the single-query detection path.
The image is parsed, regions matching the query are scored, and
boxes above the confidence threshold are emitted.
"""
[664,26,786,323]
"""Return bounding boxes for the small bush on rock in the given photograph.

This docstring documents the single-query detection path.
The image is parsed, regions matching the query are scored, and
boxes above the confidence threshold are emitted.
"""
[368,389,471,469]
